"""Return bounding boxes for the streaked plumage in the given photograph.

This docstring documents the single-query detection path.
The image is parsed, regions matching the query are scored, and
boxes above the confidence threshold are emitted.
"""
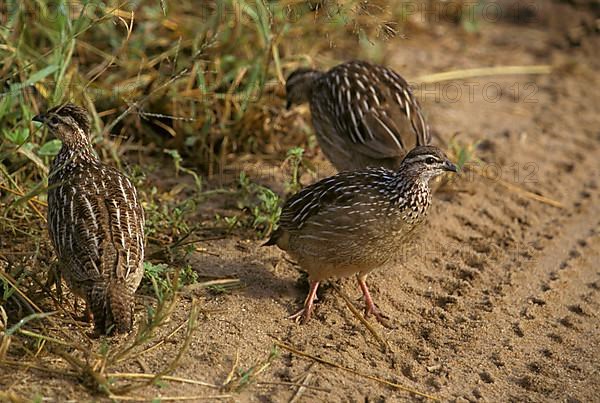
[34,103,144,334]
[286,60,430,171]
[266,146,457,324]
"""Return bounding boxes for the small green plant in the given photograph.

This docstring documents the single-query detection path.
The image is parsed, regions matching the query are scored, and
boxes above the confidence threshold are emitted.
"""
[206,284,229,295]
[223,215,240,230]
[142,185,198,242]
[282,146,317,194]
[226,345,280,392]
[461,2,486,33]
[0,276,17,302]
[142,262,198,296]
[251,187,281,236]
[163,149,203,192]
[214,213,242,232]
[236,172,281,237]
[448,137,482,172]
[284,146,305,193]
[180,264,199,285]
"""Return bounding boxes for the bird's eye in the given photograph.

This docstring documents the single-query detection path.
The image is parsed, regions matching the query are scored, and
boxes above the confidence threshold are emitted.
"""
[48,115,61,127]
[425,157,436,164]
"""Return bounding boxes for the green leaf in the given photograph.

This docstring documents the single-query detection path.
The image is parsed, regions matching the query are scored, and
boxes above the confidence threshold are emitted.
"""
[38,139,62,156]
[286,146,304,158]
[3,127,30,145]
[9,65,59,92]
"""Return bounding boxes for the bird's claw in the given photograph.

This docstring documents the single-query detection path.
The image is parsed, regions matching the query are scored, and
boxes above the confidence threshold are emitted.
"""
[288,306,313,324]
[364,304,393,328]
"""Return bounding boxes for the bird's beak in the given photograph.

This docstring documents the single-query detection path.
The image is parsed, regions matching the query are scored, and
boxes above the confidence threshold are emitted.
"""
[286,99,292,110]
[444,160,458,173]
[32,113,46,123]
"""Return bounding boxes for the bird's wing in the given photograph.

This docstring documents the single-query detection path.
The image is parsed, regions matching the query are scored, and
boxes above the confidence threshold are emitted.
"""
[277,169,391,232]
[324,62,430,160]
[54,181,106,284]
[95,166,145,282]
[68,165,144,283]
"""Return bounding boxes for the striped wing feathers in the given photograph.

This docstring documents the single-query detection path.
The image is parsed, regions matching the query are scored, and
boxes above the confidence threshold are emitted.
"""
[318,61,430,159]
[48,163,144,285]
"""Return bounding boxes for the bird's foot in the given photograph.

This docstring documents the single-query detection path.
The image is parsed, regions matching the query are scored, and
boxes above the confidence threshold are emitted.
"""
[288,306,313,324]
[289,280,320,324]
[364,303,393,328]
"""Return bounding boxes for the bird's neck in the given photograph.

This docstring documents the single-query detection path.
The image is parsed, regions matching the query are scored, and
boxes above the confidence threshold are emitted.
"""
[304,70,324,97]
[390,173,432,220]
[407,177,432,210]
[51,144,98,174]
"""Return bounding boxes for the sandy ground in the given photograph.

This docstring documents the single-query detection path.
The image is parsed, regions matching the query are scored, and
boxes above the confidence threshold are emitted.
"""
[2,1,599,401]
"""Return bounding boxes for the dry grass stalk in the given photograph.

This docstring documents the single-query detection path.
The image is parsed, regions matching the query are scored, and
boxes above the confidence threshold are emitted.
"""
[108,372,218,388]
[469,165,564,208]
[107,393,234,401]
[332,285,393,352]
[416,65,552,84]
[271,338,439,401]
[1,267,205,399]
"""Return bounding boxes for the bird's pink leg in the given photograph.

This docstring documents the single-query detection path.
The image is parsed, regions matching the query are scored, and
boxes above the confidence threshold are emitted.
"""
[357,274,390,325]
[289,280,320,324]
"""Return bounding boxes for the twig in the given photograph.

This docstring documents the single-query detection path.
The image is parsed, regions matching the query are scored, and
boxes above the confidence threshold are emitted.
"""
[17,329,72,346]
[107,394,233,401]
[183,278,241,293]
[470,165,564,208]
[129,319,188,360]
[108,272,181,363]
[0,184,47,207]
[332,285,392,352]
[0,271,91,350]
[222,348,239,387]
[0,359,78,377]
[257,380,330,393]
[289,373,314,403]
[102,68,191,136]
[111,299,200,395]
[227,347,279,393]
[0,167,47,222]
[52,348,110,391]
[271,338,439,401]
[416,65,552,84]
[107,373,218,388]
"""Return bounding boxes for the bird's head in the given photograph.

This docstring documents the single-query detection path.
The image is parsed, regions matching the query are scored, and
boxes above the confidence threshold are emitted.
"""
[400,145,458,182]
[33,103,92,149]
[285,67,322,109]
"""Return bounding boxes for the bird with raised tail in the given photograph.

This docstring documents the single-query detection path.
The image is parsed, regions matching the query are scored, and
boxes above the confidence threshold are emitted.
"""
[285,60,430,171]
[265,146,457,325]
[34,103,145,334]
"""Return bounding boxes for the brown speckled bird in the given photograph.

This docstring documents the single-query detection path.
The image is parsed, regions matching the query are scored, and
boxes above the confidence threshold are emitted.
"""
[34,103,145,334]
[286,60,430,171]
[266,146,456,324]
